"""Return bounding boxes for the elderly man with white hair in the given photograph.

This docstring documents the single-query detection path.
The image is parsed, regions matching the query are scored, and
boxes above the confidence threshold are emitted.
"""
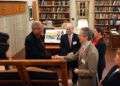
[59,22,81,86]
[25,21,50,59]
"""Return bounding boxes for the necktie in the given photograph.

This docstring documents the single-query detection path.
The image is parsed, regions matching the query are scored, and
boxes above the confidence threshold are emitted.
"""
[80,45,86,55]
[68,35,72,47]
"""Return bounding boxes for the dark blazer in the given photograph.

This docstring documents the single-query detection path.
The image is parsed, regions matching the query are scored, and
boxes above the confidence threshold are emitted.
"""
[96,38,106,80]
[59,33,80,70]
[102,65,120,86]
[0,32,9,59]
[59,33,80,56]
[25,32,49,59]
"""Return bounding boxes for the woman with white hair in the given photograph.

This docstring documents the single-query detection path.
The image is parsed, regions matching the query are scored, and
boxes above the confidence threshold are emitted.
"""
[53,27,98,86]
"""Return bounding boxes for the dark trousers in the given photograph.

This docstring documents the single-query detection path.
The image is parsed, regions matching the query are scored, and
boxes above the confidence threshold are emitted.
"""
[68,60,78,84]
[98,65,105,81]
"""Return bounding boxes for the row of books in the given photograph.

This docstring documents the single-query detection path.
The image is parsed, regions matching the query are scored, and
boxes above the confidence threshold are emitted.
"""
[40,14,69,19]
[95,0,120,6]
[95,7,120,12]
[39,0,69,6]
[95,20,109,25]
[95,20,120,26]
[40,7,69,13]
[95,14,120,19]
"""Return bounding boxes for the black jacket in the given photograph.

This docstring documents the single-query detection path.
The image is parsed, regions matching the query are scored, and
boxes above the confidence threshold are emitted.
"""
[59,33,80,56]
[0,32,9,59]
[96,38,106,80]
[96,38,106,68]
[25,32,49,59]
[102,65,120,86]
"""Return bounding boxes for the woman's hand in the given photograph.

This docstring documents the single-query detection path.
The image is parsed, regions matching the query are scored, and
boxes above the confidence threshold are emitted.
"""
[74,68,80,74]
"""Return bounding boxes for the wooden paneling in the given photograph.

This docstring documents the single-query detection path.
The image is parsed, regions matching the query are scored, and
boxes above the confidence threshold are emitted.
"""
[0,1,26,16]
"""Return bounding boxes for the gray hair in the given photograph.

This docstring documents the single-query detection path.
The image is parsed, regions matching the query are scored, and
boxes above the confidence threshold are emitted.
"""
[80,27,94,41]
[32,21,43,29]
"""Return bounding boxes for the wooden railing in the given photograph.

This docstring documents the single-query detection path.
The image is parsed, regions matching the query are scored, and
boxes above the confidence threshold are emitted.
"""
[0,59,68,86]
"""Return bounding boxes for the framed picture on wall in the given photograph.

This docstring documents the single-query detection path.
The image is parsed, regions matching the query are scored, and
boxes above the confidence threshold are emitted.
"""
[45,29,66,43]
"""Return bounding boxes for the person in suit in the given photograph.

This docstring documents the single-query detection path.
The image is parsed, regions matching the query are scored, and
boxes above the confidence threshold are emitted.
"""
[59,23,80,55]
[92,28,106,81]
[0,32,9,70]
[25,21,50,59]
[53,27,98,86]
[102,49,120,86]
[59,23,80,85]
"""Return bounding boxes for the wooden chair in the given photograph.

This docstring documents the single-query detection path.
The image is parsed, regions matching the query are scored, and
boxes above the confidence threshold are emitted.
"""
[0,59,68,86]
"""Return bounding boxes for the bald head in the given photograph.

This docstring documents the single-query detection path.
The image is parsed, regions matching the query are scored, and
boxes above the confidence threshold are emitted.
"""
[65,23,74,35]
[66,23,74,29]
[32,21,44,37]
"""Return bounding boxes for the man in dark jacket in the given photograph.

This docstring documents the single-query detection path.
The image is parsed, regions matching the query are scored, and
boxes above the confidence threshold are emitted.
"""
[25,21,50,59]
[59,23,80,56]
[59,23,80,85]
[0,32,9,70]
[0,32,9,59]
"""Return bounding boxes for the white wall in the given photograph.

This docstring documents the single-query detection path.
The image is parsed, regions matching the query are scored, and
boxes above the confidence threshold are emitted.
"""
[0,2,29,57]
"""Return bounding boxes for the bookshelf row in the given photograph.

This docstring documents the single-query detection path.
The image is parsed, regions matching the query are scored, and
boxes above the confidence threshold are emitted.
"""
[95,0,120,6]
[95,7,120,12]
[39,0,69,6]
[40,7,69,13]
[39,18,69,20]
[40,14,69,19]
[95,14,120,19]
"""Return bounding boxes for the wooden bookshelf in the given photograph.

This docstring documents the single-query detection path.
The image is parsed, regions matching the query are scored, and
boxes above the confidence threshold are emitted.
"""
[95,0,120,45]
[38,0,70,27]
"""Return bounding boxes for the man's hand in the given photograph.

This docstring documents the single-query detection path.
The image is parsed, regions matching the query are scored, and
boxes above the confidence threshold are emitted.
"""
[52,55,64,60]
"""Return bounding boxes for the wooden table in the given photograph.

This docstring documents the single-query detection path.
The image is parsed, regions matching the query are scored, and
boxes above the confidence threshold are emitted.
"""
[45,43,60,55]
[0,59,68,86]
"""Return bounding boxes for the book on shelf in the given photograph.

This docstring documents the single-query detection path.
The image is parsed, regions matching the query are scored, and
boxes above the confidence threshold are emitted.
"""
[41,0,44,5]
[40,7,69,13]
[95,0,120,6]
[40,0,69,6]
[40,14,69,19]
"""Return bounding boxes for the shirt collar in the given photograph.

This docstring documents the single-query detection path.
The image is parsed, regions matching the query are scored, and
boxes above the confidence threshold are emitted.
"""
[82,41,91,48]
